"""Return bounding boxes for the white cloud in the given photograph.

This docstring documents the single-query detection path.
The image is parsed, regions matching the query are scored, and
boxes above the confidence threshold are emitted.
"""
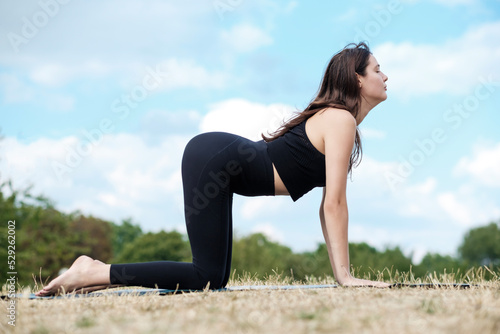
[350,156,399,194]
[349,224,393,249]
[155,58,229,91]
[30,64,77,87]
[360,127,386,139]
[0,0,282,110]
[200,98,295,141]
[0,1,227,88]
[284,1,299,13]
[396,178,439,217]
[220,23,273,53]
[454,141,500,187]
[405,177,437,195]
[0,73,34,103]
[251,223,285,244]
[336,8,358,22]
[402,0,478,6]
[0,133,189,231]
[21,56,227,91]
[240,196,288,221]
[139,109,201,140]
[428,141,500,227]
[347,157,488,258]
[45,94,75,112]
[437,192,473,226]
[350,157,444,222]
[436,185,500,227]
[0,1,213,60]
[241,197,272,220]
[350,153,499,229]
[29,61,112,87]
[432,0,477,6]
[374,21,500,97]
[0,72,74,110]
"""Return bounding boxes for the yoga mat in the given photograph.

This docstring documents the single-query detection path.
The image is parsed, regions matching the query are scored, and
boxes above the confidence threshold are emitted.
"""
[390,283,474,289]
[1,282,474,300]
[2,284,339,299]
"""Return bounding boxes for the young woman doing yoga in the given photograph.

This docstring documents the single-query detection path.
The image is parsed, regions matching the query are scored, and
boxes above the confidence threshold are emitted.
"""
[36,42,390,296]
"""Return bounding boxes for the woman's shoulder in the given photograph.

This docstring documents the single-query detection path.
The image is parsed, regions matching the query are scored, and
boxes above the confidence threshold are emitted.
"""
[308,108,357,138]
[318,107,356,126]
[305,108,356,154]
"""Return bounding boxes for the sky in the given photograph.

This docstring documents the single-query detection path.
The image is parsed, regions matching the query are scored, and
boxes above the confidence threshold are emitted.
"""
[0,0,499,263]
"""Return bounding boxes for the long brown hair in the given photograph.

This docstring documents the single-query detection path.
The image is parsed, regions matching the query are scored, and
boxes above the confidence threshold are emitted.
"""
[263,42,372,174]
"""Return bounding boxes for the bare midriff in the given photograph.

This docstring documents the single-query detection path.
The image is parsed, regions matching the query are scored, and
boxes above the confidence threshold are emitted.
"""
[272,164,289,196]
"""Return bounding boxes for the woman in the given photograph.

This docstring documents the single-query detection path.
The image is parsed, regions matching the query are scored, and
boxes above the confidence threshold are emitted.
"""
[36,42,390,296]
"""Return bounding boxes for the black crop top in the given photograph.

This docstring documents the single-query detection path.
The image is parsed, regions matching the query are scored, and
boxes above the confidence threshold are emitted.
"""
[266,120,326,201]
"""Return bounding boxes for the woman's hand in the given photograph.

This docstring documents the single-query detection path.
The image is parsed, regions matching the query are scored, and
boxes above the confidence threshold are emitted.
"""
[339,276,391,288]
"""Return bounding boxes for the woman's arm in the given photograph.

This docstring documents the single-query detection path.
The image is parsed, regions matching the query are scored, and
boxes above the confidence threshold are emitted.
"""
[319,109,389,287]
[319,187,350,284]
[320,188,389,287]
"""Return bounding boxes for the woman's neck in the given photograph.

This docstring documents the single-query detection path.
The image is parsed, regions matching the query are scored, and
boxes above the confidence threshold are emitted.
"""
[356,96,377,125]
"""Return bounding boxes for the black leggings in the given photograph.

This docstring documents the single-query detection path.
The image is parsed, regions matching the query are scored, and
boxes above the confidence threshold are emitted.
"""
[109,132,275,289]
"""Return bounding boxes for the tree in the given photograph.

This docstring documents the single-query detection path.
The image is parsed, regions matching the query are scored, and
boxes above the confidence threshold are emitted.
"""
[115,230,191,263]
[111,218,143,261]
[231,233,296,279]
[413,253,467,278]
[69,215,114,262]
[380,246,413,274]
[20,207,78,282]
[0,181,80,286]
[459,222,500,267]
[293,243,331,280]
[347,243,413,280]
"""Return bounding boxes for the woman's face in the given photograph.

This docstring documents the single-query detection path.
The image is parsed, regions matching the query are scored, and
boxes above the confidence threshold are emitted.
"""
[358,55,388,105]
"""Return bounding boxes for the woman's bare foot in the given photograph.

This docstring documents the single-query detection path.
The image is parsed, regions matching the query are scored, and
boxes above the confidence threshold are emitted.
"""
[36,255,112,296]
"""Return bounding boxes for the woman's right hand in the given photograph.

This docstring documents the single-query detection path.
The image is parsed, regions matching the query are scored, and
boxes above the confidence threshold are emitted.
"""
[339,276,391,288]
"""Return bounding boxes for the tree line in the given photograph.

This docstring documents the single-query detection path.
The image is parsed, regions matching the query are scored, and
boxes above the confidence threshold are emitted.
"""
[0,180,498,287]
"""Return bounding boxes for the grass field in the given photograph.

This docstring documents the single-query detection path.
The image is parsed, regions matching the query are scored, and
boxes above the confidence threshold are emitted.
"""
[2,270,500,334]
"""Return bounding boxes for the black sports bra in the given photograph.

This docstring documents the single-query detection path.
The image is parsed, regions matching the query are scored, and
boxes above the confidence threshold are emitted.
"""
[266,120,326,201]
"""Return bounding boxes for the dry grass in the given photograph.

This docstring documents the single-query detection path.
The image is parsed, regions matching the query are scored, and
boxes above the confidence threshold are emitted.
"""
[2,269,500,334]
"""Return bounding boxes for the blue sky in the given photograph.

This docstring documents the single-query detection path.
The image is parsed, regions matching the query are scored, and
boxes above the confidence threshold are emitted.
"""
[1,0,499,262]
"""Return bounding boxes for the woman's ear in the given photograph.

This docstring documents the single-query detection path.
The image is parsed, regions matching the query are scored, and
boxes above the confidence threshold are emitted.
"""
[355,73,362,88]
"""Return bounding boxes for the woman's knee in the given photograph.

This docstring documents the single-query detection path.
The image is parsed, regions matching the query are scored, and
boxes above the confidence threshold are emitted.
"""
[195,267,228,290]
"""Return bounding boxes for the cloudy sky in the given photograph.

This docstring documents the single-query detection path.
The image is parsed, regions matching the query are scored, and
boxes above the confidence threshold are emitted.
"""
[1,0,499,262]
